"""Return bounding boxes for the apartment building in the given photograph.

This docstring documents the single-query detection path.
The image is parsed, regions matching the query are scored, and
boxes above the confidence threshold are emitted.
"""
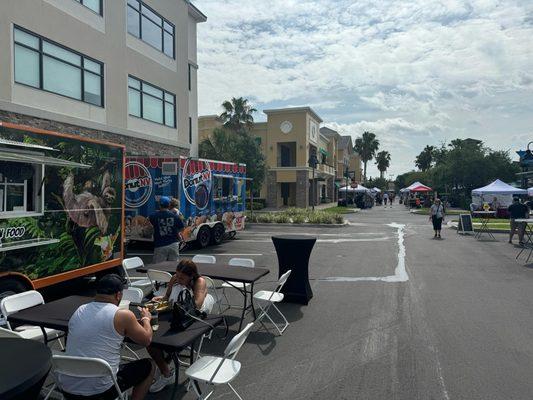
[0,0,205,156]
[199,107,362,208]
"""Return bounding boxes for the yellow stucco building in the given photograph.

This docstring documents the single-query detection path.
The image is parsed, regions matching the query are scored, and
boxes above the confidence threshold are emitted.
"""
[199,107,362,208]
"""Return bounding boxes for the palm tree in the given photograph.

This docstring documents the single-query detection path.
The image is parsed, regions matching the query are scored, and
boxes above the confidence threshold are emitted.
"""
[218,97,257,133]
[375,151,391,179]
[415,145,435,171]
[354,131,380,182]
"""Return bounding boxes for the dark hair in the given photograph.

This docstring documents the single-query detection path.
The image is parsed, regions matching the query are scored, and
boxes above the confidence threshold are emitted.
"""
[96,274,125,295]
[176,259,200,285]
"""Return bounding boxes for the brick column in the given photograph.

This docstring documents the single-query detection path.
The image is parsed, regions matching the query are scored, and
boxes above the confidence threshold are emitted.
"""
[266,170,278,208]
[296,170,310,208]
[327,177,335,202]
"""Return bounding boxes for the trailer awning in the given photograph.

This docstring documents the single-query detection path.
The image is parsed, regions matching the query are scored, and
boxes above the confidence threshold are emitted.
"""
[0,138,57,152]
[0,149,90,168]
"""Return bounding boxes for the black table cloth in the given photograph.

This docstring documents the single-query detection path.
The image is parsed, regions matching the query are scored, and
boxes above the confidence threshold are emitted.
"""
[0,338,52,400]
[272,235,316,304]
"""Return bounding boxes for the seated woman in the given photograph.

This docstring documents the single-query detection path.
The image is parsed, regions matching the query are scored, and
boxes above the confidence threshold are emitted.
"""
[148,260,215,393]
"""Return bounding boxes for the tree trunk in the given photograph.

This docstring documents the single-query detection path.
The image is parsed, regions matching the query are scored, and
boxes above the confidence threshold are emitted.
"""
[380,170,384,179]
[363,162,367,183]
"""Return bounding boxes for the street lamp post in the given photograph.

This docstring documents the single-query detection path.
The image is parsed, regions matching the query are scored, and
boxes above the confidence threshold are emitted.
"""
[345,167,349,206]
[308,154,318,211]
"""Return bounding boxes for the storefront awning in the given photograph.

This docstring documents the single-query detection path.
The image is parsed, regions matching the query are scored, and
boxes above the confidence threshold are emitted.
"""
[319,148,329,157]
[0,149,90,169]
[334,182,340,188]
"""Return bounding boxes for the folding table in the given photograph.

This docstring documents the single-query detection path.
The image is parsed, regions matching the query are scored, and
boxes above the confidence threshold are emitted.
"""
[7,295,223,400]
[514,218,533,263]
[472,211,497,240]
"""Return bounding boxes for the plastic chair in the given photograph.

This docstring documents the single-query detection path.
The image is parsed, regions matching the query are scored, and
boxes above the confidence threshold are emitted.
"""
[192,255,216,264]
[0,290,64,348]
[185,322,254,400]
[221,258,255,310]
[122,257,152,296]
[146,269,173,297]
[122,287,144,303]
[46,355,127,400]
[0,326,24,338]
[253,270,292,336]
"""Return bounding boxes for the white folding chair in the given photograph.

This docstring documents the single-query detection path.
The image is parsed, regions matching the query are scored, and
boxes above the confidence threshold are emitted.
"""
[46,355,127,400]
[221,258,254,310]
[0,326,23,338]
[0,290,64,348]
[186,322,254,400]
[122,257,152,296]
[122,287,144,303]
[192,255,216,264]
[146,269,173,297]
[253,270,292,336]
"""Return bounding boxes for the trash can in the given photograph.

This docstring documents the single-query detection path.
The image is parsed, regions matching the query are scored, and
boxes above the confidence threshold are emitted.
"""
[272,235,316,304]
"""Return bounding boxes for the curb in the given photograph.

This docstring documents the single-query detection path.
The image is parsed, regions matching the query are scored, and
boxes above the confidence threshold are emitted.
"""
[247,222,348,228]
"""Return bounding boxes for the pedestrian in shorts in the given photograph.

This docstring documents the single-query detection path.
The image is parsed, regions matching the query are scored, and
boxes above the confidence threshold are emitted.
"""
[149,196,184,263]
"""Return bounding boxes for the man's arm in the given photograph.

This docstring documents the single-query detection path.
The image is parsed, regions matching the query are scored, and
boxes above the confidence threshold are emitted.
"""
[117,308,152,347]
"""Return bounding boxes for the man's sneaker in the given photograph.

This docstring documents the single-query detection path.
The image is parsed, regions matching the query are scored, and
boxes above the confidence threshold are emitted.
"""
[150,369,175,393]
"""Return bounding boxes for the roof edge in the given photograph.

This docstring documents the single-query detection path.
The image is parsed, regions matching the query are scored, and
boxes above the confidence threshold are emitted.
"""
[187,1,207,22]
[263,107,323,123]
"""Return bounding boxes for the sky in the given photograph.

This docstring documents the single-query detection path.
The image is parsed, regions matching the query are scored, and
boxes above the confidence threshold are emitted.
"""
[193,0,533,179]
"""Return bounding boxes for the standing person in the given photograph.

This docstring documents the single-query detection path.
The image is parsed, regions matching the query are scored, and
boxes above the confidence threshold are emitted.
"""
[58,274,155,400]
[508,197,528,245]
[429,198,445,238]
[149,196,184,263]
[169,197,181,217]
[383,192,389,206]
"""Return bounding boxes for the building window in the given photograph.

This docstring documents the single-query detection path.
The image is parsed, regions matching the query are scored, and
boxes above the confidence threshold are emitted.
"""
[128,76,175,128]
[127,0,175,58]
[74,0,103,15]
[0,162,44,216]
[13,26,104,107]
[189,117,192,143]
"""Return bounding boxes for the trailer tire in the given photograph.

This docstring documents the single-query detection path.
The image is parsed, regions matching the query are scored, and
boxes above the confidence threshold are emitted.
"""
[0,278,29,301]
[197,226,211,248]
[211,224,225,245]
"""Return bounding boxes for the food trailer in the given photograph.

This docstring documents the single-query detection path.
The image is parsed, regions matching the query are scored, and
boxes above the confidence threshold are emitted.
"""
[125,156,246,248]
[0,122,125,299]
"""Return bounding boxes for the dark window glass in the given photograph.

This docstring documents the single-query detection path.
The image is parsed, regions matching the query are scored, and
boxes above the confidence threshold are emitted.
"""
[75,0,102,15]
[13,26,104,107]
[128,75,175,128]
[127,1,174,58]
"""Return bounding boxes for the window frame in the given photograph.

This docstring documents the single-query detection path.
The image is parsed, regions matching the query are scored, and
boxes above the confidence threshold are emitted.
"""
[127,0,175,59]
[128,75,176,128]
[13,25,105,108]
[0,163,45,218]
[74,0,103,16]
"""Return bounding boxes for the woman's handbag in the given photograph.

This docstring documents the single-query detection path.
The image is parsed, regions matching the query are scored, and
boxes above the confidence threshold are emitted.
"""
[170,289,196,331]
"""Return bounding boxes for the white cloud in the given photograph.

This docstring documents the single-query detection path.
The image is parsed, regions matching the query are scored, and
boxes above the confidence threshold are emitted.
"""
[194,0,533,177]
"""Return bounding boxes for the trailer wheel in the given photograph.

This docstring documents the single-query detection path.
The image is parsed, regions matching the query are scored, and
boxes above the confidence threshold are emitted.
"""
[0,278,28,301]
[197,226,211,248]
[211,224,225,245]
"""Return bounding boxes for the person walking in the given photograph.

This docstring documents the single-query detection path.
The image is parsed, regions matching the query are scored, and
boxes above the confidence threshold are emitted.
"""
[508,197,529,245]
[383,192,389,206]
[429,198,445,239]
[149,196,184,263]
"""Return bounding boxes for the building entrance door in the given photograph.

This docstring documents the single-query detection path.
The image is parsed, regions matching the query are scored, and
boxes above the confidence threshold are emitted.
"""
[281,183,290,206]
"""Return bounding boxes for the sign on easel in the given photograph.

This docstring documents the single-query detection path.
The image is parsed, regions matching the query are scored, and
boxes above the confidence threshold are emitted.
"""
[458,214,474,234]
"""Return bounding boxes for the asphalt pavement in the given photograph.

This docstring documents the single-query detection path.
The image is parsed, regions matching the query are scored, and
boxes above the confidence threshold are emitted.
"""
[41,203,533,399]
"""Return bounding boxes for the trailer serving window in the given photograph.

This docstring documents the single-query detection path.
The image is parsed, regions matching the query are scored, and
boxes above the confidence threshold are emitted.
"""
[0,162,43,215]
[214,175,234,200]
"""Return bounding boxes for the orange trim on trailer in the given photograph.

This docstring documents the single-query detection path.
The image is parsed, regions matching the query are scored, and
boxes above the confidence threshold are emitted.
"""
[32,258,122,289]
[0,272,35,289]
[0,121,126,149]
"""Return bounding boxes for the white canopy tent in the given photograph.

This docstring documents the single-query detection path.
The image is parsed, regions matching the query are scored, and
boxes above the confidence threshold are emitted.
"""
[372,187,382,193]
[339,185,371,193]
[528,187,533,197]
[472,179,526,207]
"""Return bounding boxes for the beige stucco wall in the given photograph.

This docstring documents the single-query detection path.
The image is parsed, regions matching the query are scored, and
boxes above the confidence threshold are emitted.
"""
[276,170,297,182]
[0,0,203,153]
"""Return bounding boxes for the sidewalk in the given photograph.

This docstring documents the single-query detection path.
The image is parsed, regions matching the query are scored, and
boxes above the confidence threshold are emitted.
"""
[259,202,338,212]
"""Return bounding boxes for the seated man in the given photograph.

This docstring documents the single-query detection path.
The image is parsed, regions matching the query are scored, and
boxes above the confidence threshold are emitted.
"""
[58,274,155,400]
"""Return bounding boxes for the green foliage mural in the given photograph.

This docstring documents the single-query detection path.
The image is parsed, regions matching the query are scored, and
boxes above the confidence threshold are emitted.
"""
[0,126,123,280]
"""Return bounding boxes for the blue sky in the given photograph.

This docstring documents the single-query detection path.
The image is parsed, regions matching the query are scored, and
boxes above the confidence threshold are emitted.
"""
[194,0,533,178]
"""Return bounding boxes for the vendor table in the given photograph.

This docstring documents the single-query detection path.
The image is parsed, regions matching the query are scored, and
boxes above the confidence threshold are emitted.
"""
[514,219,533,263]
[8,295,223,400]
[0,338,52,400]
[143,261,269,331]
[272,235,316,304]
[472,211,497,240]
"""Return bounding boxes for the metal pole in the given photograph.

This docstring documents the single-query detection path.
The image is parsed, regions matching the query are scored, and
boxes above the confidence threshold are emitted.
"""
[312,167,315,211]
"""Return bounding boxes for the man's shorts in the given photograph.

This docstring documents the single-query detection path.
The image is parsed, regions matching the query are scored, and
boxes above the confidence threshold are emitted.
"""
[63,359,152,400]
[153,242,180,263]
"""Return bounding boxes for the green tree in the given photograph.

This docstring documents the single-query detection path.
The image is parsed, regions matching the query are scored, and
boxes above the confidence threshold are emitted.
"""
[218,97,257,133]
[415,145,435,171]
[354,131,380,183]
[375,150,391,179]
[199,128,266,193]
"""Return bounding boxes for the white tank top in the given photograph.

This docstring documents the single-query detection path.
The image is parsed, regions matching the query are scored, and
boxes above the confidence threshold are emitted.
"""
[58,302,124,396]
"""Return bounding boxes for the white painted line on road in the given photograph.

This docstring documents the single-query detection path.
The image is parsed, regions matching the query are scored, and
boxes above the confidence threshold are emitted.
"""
[316,223,409,283]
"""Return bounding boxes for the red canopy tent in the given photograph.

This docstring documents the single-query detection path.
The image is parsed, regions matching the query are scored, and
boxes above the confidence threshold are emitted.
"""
[410,184,432,192]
